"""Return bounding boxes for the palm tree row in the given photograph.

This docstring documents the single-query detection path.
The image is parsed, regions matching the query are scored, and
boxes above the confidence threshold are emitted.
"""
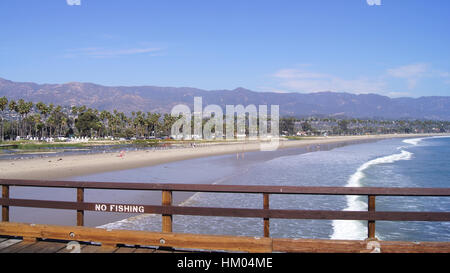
[1,96,449,142]
[0,97,178,141]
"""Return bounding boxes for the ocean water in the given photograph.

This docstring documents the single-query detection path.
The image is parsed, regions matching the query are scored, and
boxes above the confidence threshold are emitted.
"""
[86,136,449,242]
[11,137,449,242]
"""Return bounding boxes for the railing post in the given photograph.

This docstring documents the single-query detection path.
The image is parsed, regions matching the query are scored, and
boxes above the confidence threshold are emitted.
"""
[77,188,84,226]
[263,193,270,237]
[2,185,9,222]
[162,190,173,233]
[368,195,376,239]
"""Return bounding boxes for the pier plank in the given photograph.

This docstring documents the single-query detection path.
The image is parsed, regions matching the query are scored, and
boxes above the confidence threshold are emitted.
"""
[0,241,37,253]
[0,239,21,251]
[17,241,66,253]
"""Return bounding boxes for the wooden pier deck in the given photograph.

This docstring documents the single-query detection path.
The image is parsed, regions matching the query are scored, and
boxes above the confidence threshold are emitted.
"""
[0,237,181,253]
[1,179,450,253]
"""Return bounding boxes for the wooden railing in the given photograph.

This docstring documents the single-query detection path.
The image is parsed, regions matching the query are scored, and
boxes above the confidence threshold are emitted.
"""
[1,178,450,252]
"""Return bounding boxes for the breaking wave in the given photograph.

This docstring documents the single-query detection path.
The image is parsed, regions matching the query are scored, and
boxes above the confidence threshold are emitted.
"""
[330,150,413,240]
[402,137,426,146]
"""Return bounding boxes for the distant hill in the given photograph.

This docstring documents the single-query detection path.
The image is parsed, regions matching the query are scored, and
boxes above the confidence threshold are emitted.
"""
[1,77,450,120]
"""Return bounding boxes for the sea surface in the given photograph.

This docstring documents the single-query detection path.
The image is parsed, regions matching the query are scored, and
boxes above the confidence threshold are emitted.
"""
[10,136,450,242]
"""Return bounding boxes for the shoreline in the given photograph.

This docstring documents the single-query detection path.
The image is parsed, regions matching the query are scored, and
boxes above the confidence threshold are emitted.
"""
[0,134,443,180]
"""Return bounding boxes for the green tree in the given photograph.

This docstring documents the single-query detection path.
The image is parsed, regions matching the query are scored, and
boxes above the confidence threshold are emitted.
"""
[8,100,18,138]
[162,113,177,137]
[279,117,296,136]
[301,121,313,133]
[99,110,112,137]
[146,112,161,137]
[48,105,68,137]
[338,120,349,134]
[0,97,8,141]
[17,99,33,137]
[36,102,50,138]
[75,110,100,137]
[31,114,42,137]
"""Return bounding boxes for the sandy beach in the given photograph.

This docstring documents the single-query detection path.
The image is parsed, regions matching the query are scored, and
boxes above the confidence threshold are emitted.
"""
[0,134,441,180]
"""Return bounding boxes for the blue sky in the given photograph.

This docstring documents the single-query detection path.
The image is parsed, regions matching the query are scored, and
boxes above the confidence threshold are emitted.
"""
[0,0,449,97]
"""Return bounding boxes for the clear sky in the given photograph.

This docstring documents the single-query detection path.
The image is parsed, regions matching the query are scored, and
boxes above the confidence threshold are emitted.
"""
[1,0,449,97]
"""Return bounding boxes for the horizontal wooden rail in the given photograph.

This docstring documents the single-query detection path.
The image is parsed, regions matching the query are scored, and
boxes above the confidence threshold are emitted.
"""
[1,179,450,196]
[1,198,450,222]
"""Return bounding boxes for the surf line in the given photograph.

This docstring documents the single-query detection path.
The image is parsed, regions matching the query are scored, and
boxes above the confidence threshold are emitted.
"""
[331,149,414,240]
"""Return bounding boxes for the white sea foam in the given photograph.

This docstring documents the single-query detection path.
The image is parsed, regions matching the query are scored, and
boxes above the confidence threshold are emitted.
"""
[401,135,450,148]
[402,136,433,146]
[431,135,450,140]
[331,150,413,240]
[97,212,160,230]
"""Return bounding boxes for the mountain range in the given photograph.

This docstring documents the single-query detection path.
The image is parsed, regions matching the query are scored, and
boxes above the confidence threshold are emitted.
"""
[1,77,449,120]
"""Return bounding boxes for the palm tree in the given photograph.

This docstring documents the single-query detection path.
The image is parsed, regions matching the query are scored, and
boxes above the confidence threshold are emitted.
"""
[99,110,112,138]
[8,100,18,139]
[118,112,128,136]
[0,97,8,141]
[17,99,26,137]
[36,102,49,138]
[31,114,42,138]
[17,100,33,137]
[145,112,160,137]
[49,105,64,137]
[134,111,145,138]
[163,113,177,137]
